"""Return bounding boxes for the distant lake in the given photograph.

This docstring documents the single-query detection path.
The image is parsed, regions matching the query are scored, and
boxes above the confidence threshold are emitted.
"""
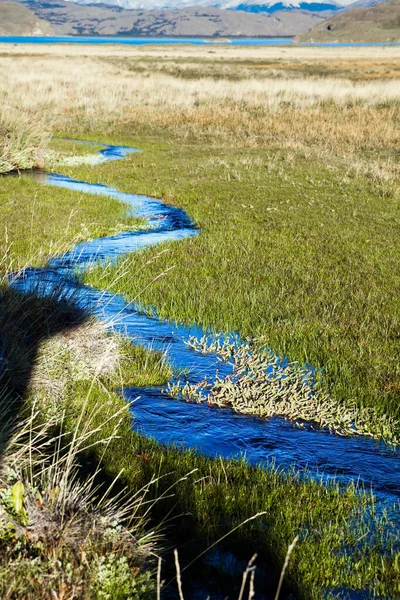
[0,36,293,46]
[0,36,399,47]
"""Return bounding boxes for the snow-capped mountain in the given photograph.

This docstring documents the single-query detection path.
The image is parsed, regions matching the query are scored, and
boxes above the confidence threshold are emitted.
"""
[63,0,358,13]
[216,1,342,12]
[203,0,345,10]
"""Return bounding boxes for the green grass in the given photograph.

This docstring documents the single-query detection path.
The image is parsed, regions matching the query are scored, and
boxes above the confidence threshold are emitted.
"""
[42,133,400,595]
[4,290,395,600]
[113,340,172,388]
[2,262,396,598]
[58,375,400,599]
[2,129,400,597]
[0,165,145,271]
[14,303,399,599]
[75,134,400,426]
[49,138,105,158]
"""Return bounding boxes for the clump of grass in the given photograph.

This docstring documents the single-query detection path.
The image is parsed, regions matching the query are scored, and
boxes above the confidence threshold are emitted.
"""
[0,271,171,417]
[168,336,399,444]
[113,339,172,388]
[29,318,172,414]
[0,281,89,401]
[0,105,51,173]
[0,399,156,600]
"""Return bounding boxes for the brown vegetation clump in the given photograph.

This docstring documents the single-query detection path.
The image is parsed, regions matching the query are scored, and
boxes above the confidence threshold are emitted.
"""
[0,105,51,173]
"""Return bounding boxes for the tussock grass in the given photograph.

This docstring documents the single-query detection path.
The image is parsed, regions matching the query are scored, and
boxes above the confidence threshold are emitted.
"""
[29,319,172,411]
[0,399,157,599]
[0,105,51,173]
[0,272,171,412]
[0,277,170,599]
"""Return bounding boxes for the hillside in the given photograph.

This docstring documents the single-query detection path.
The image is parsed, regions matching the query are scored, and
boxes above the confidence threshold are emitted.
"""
[0,1,53,34]
[297,0,400,41]
[13,1,325,36]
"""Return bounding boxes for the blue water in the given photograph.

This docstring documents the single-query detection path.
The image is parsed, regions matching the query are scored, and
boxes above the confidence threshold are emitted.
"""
[9,141,400,521]
[1,35,399,47]
[0,35,292,45]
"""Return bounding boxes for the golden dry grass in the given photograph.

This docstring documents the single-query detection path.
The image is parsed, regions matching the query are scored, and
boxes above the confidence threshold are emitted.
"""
[0,44,398,190]
[0,104,51,172]
[0,48,398,149]
[2,43,400,80]
[239,59,400,80]
[2,42,400,60]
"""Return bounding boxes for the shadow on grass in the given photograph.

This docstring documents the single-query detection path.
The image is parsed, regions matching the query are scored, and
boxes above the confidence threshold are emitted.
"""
[0,285,311,599]
[0,284,88,456]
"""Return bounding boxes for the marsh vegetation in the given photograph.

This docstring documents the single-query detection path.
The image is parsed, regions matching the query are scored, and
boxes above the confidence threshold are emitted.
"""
[0,42,400,598]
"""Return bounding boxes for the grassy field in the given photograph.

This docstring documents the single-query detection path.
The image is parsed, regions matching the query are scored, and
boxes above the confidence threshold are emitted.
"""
[0,43,400,598]
[3,295,398,599]
[0,155,145,272]
[78,137,400,430]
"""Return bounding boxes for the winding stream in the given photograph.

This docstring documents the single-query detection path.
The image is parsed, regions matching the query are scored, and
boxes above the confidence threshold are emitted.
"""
[9,141,400,516]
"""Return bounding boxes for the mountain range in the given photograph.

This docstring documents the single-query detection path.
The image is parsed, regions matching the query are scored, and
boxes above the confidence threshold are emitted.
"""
[57,0,350,14]
[0,0,395,38]
[2,0,329,36]
[58,0,352,13]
